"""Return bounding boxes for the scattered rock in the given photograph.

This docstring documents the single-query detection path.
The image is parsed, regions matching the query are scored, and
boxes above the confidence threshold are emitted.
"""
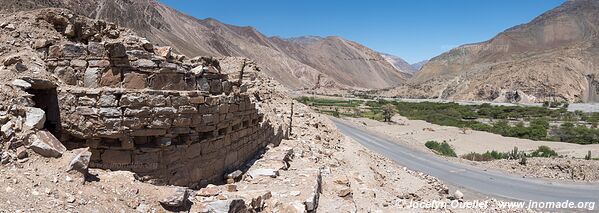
[247,168,279,179]
[226,184,237,192]
[16,146,28,159]
[225,170,243,181]
[11,79,32,89]
[2,55,22,66]
[64,24,76,37]
[136,203,150,213]
[67,148,92,173]
[337,187,352,197]
[453,190,464,200]
[274,202,306,213]
[197,184,220,197]
[15,62,28,72]
[24,107,46,130]
[160,187,189,208]
[334,177,349,186]
[4,23,15,31]
[154,46,172,58]
[202,199,248,213]
[29,130,67,158]
[1,121,14,138]
[140,38,153,51]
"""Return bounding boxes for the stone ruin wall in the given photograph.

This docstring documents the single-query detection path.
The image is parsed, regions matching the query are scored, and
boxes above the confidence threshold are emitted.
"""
[27,21,285,186]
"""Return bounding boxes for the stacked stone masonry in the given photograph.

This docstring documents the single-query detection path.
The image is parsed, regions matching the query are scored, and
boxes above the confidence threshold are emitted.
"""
[34,36,284,186]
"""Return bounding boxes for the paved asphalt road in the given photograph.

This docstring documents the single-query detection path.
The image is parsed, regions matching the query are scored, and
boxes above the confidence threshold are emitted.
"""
[332,118,599,204]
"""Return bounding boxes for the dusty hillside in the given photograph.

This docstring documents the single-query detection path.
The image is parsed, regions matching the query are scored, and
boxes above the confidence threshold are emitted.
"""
[379,52,417,75]
[0,0,408,91]
[273,36,412,88]
[387,0,599,103]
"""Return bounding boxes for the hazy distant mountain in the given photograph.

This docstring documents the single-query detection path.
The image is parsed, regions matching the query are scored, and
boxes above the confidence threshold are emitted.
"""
[379,53,418,75]
[387,0,599,103]
[410,60,428,72]
[0,0,409,90]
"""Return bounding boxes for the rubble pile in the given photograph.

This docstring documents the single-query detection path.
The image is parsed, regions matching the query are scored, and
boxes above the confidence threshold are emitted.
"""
[0,8,285,186]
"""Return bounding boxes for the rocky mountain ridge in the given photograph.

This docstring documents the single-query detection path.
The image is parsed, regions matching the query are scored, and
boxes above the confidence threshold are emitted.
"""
[0,0,409,91]
[386,0,599,103]
[379,52,418,75]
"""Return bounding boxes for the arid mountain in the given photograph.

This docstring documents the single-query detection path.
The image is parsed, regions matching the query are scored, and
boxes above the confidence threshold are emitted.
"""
[410,60,428,72]
[379,52,418,75]
[0,0,408,90]
[387,0,599,103]
[272,37,411,88]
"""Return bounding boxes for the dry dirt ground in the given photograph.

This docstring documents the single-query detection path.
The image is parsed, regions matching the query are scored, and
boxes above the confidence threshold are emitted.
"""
[344,116,599,182]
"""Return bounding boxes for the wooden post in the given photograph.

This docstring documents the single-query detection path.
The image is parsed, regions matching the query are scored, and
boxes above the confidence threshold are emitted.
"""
[289,101,294,137]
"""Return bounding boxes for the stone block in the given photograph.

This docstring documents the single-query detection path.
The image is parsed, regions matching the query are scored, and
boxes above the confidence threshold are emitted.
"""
[153,107,176,116]
[98,93,118,107]
[99,107,122,118]
[150,117,172,129]
[78,96,97,106]
[173,117,192,127]
[29,130,67,158]
[89,60,110,67]
[124,107,151,117]
[76,106,97,116]
[62,43,87,58]
[123,72,147,89]
[178,105,197,114]
[126,50,153,60]
[209,80,223,94]
[106,42,127,58]
[54,66,78,85]
[70,59,87,67]
[197,78,210,91]
[189,96,205,104]
[149,73,185,90]
[148,95,168,107]
[131,59,157,68]
[101,150,131,165]
[84,67,102,88]
[120,94,146,108]
[24,107,46,130]
[154,46,172,58]
[87,42,106,57]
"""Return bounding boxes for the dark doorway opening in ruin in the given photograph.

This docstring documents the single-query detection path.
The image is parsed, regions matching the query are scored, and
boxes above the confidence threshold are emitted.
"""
[27,88,61,136]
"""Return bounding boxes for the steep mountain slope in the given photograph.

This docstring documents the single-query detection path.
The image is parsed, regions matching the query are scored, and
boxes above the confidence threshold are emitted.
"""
[0,0,408,90]
[410,60,428,72]
[389,0,599,103]
[379,52,418,75]
[272,37,411,88]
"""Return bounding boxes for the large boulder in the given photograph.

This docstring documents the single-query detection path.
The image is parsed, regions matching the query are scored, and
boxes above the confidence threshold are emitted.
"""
[201,199,248,213]
[29,130,66,158]
[68,148,92,173]
[24,107,46,130]
[159,187,189,208]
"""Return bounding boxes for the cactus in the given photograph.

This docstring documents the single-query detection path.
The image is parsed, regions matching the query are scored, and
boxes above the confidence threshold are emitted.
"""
[585,151,592,160]
[510,147,519,160]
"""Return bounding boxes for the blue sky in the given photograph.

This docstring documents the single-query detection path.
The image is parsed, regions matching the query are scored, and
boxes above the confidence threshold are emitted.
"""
[159,0,565,64]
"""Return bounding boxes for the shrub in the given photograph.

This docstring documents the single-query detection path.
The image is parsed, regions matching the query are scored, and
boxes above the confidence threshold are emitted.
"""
[530,146,558,157]
[425,141,457,157]
[462,152,493,161]
[332,108,340,118]
[462,150,509,161]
